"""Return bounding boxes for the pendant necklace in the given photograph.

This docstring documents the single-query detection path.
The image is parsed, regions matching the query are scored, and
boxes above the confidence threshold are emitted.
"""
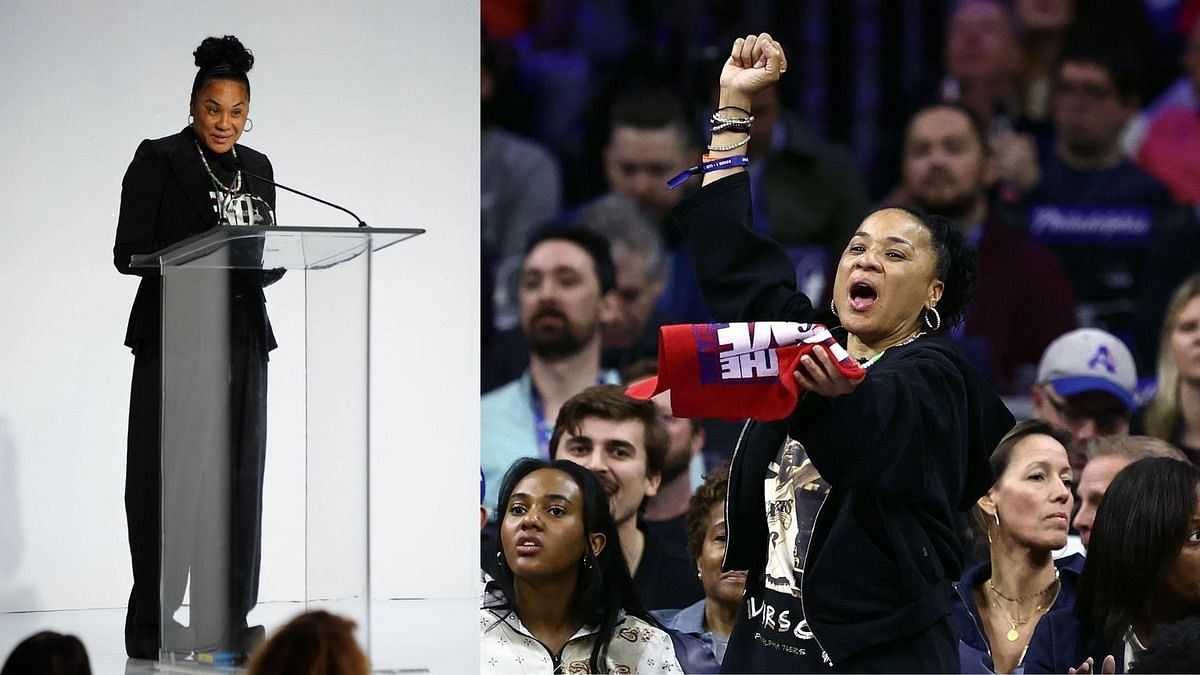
[988,570,1061,642]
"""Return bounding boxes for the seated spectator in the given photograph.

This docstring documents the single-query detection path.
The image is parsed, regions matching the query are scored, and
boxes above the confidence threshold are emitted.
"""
[480,226,620,509]
[899,100,1076,393]
[1073,436,1186,551]
[653,465,745,672]
[1134,18,1200,204]
[484,197,672,387]
[1013,0,1074,123]
[1142,273,1200,463]
[550,384,704,611]
[482,458,682,672]
[601,87,710,325]
[1021,42,1177,362]
[247,611,367,675]
[940,0,1024,130]
[1024,457,1200,673]
[1129,615,1200,673]
[576,195,669,372]
[1031,328,1137,477]
[1,631,91,675]
[482,32,563,334]
[952,420,1083,674]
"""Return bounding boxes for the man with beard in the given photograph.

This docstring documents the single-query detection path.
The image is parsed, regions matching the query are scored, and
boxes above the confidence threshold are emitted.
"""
[638,383,707,545]
[900,100,1076,393]
[480,227,620,512]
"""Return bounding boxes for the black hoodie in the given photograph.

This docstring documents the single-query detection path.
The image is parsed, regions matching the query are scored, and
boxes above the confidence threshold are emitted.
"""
[672,173,1014,670]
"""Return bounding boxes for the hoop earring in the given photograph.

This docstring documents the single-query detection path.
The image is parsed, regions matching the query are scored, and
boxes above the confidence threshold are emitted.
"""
[830,299,838,317]
[993,511,1000,527]
[924,306,942,331]
[244,118,254,132]
[187,113,194,126]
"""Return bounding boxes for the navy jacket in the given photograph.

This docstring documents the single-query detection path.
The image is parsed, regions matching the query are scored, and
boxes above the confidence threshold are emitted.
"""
[1023,606,1124,674]
[674,173,1015,668]
[951,554,1085,672]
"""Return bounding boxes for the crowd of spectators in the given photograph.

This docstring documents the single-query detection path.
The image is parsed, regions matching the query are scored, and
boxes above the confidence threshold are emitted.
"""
[1,610,369,674]
[480,1,1200,673]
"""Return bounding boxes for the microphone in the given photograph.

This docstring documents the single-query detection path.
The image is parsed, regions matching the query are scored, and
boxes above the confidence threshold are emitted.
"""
[229,155,368,228]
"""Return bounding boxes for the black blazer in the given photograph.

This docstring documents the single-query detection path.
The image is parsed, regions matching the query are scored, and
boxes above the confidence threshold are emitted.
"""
[114,128,277,352]
[672,173,1013,667]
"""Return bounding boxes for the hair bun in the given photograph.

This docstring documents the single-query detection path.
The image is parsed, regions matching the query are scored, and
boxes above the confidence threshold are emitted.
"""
[193,35,254,73]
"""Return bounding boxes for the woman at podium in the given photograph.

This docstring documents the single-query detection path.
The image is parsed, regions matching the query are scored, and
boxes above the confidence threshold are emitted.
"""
[113,34,277,661]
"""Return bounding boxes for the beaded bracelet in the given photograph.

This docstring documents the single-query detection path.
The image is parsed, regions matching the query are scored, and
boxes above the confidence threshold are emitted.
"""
[666,154,750,189]
[710,110,753,135]
[711,121,752,134]
[707,135,751,152]
[711,110,754,124]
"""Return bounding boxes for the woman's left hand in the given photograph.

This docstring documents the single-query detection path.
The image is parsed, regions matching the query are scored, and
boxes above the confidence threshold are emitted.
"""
[793,345,864,398]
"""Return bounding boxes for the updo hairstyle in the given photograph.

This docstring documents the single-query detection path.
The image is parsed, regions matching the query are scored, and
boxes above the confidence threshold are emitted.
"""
[191,35,254,103]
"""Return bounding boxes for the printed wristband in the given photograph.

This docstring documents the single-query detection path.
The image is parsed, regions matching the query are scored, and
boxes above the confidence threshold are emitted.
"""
[667,155,750,190]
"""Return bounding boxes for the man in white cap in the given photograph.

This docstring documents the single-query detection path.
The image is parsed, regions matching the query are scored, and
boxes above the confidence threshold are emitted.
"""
[1030,328,1137,477]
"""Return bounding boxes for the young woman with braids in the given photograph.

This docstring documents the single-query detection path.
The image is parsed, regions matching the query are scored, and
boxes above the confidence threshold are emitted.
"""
[113,35,278,660]
[482,458,681,673]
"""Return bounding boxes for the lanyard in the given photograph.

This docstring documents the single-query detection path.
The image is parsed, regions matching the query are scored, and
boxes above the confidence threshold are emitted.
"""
[530,384,553,458]
[529,375,608,457]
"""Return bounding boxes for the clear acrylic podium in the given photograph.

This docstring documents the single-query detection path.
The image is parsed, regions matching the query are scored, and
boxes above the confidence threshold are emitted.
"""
[131,225,423,670]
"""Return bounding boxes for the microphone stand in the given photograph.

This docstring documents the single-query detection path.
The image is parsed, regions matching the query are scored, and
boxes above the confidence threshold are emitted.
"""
[237,164,369,228]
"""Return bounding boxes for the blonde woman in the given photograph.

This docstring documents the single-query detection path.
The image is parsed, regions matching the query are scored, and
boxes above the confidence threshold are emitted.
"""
[1142,273,1200,464]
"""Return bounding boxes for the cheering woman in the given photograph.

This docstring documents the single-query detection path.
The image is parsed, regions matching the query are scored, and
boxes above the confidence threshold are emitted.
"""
[114,35,276,660]
[672,34,1014,672]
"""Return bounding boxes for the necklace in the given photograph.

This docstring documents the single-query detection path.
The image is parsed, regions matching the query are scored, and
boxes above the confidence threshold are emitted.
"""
[988,569,1060,603]
[858,331,925,368]
[987,571,1061,642]
[194,139,242,194]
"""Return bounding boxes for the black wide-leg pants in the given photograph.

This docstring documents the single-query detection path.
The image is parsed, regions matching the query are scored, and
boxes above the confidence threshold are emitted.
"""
[124,306,267,659]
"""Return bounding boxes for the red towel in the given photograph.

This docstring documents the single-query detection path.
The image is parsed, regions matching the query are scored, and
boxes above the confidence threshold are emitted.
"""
[626,322,865,421]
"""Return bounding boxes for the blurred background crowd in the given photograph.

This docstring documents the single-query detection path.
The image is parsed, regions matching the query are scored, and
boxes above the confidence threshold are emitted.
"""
[478,1,1200,672]
[481,0,1200,396]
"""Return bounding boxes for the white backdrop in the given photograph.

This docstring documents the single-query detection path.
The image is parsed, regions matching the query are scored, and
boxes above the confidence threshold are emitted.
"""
[0,0,478,615]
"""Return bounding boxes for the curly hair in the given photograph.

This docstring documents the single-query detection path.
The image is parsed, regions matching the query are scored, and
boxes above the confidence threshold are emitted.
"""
[887,206,978,330]
[685,464,730,561]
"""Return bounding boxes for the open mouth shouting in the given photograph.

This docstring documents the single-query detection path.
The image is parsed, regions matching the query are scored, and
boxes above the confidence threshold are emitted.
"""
[848,279,879,312]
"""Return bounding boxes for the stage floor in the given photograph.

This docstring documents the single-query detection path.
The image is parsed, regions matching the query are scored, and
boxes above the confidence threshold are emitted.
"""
[0,598,477,674]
